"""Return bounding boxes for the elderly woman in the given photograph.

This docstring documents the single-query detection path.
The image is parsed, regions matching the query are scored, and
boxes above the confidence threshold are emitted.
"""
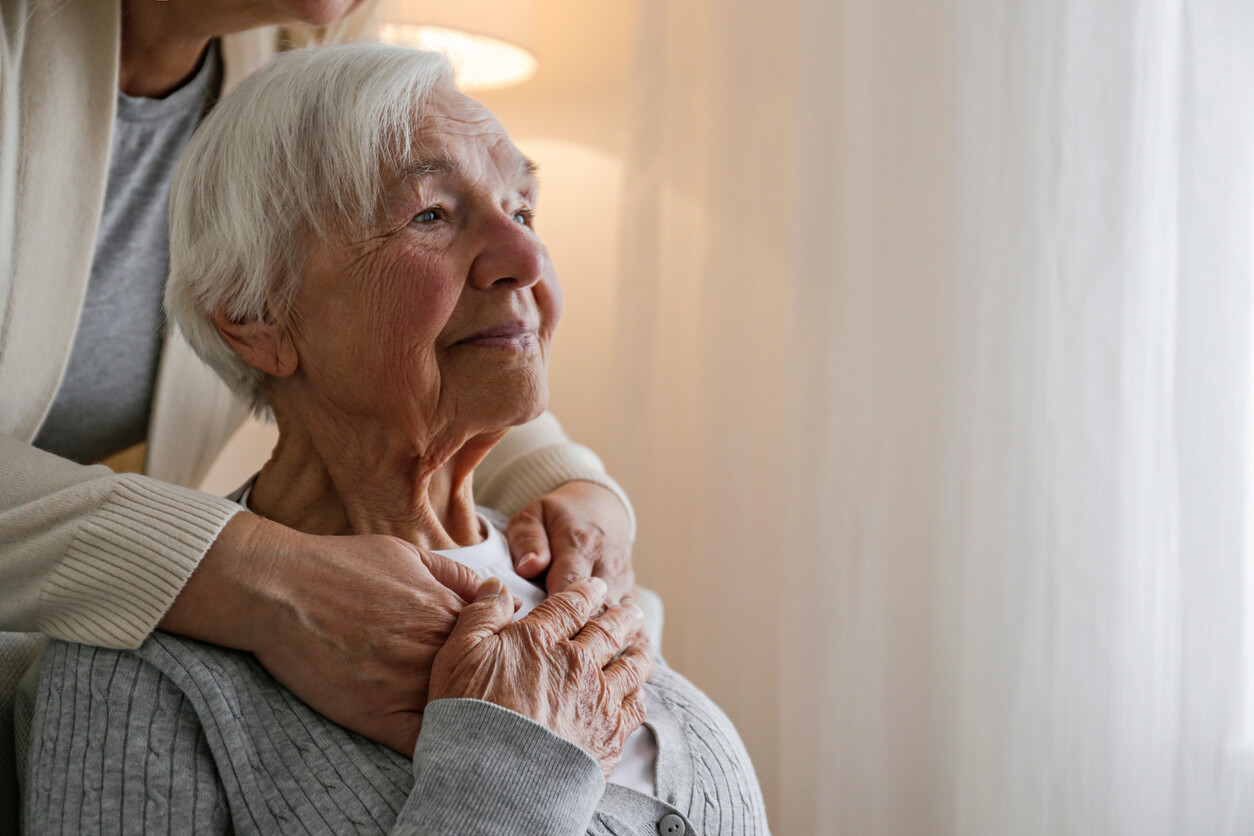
[23,45,768,835]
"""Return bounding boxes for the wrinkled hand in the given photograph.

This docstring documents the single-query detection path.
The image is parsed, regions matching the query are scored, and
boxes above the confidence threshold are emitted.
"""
[162,513,482,757]
[508,481,635,604]
[430,576,654,777]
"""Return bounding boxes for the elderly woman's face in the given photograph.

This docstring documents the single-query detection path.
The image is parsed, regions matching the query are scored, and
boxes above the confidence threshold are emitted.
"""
[285,88,561,441]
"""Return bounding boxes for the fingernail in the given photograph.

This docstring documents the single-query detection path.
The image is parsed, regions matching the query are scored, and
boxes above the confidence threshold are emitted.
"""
[630,603,645,621]
[479,577,504,597]
[520,552,538,565]
[589,577,608,596]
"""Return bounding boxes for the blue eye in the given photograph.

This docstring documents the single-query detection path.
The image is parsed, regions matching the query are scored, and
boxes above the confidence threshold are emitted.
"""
[513,208,533,226]
[413,207,441,223]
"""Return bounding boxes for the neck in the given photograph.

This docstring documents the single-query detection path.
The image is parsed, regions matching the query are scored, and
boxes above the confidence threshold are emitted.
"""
[119,0,285,97]
[247,404,504,551]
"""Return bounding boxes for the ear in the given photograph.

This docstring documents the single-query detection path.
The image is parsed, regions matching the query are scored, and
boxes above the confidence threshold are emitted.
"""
[212,308,299,378]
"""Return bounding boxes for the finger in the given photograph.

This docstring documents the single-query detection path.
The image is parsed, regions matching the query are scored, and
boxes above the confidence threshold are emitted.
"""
[620,688,647,733]
[572,601,645,665]
[546,538,597,596]
[507,501,551,578]
[442,577,514,655]
[593,566,636,607]
[420,550,481,604]
[603,641,656,702]
[519,576,608,640]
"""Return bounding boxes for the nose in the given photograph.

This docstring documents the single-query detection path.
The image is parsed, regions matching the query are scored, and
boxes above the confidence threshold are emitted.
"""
[467,211,546,291]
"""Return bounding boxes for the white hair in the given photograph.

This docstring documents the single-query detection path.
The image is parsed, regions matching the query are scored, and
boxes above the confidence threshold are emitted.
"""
[166,43,455,414]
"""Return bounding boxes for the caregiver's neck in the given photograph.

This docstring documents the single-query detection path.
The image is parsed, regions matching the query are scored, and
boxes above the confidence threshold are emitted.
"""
[119,0,345,98]
[246,411,505,551]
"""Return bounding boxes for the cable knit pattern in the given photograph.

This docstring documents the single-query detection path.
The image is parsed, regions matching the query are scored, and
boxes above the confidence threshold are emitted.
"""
[648,669,770,836]
[0,633,44,834]
[24,634,769,834]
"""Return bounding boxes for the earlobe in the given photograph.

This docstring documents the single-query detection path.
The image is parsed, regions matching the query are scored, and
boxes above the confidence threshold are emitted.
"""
[212,308,299,378]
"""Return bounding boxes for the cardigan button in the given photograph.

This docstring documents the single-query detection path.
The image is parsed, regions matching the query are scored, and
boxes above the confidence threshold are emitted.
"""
[657,813,686,835]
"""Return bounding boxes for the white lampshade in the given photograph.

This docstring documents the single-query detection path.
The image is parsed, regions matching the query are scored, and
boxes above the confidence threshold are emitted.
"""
[375,0,539,91]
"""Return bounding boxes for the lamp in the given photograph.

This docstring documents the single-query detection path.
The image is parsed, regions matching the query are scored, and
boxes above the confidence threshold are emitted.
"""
[374,0,539,91]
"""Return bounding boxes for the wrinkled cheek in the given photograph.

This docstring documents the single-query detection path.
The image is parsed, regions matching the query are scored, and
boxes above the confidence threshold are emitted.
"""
[380,338,443,410]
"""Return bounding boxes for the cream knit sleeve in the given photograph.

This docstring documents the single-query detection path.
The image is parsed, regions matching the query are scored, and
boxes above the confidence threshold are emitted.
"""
[0,435,239,648]
[473,411,637,540]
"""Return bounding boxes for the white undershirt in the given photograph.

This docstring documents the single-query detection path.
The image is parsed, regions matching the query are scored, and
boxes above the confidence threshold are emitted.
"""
[235,485,657,796]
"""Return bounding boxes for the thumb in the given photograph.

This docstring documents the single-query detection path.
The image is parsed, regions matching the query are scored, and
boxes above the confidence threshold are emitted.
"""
[443,577,513,654]
[421,550,482,603]
[507,501,552,578]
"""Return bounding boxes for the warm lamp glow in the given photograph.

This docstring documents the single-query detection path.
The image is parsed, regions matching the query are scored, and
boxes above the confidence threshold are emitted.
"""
[377,24,538,91]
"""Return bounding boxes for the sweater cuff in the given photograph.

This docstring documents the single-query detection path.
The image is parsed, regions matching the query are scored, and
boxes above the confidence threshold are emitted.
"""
[36,475,240,649]
[411,699,605,835]
[475,443,638,541]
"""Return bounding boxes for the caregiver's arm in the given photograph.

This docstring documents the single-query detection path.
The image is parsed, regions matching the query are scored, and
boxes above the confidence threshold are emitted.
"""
[0,434,240,645]
[0,435,480,754]
[476,411,639,602]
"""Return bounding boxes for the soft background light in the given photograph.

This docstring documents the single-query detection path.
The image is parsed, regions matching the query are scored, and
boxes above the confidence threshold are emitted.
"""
[375,25,536,91]
[204,1,1254,833]
[373,0,538,90]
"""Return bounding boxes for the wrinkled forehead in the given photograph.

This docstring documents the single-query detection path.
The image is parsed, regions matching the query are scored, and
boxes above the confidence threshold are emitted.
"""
[395,87,536,194]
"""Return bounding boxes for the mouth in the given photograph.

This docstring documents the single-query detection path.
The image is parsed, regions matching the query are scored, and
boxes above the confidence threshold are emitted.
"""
[453,319,540,352]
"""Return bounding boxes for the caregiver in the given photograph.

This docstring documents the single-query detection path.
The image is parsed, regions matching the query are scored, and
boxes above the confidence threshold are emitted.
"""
[0,0,638,755]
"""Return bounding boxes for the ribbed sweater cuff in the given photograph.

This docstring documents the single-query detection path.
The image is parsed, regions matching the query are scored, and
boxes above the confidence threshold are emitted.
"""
[36,475,240,649]
[412,699,605,834]
[475,443,638,541]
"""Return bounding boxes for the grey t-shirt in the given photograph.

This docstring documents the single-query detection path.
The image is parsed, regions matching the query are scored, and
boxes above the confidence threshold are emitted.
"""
[32,43,220,464]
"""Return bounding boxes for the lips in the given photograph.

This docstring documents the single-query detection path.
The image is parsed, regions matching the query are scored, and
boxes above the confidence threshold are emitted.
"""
[454,319,540,350]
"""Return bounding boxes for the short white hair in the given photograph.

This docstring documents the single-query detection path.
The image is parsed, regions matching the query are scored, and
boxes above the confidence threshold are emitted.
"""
[166,43,455,414]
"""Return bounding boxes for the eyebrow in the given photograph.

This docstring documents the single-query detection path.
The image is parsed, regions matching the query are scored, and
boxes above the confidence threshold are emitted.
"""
[392,154,539,189]
[394,154,458,183]
[518,157,539,195]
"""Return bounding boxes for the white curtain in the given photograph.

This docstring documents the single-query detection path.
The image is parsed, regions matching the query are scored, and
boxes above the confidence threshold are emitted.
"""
[612,0,1254,833]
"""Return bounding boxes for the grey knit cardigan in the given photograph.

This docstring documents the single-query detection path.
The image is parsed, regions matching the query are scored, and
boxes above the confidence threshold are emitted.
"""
[24,630,769,835]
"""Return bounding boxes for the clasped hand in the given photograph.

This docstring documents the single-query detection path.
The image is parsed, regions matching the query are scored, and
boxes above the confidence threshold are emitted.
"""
[430,576,654,776]
[165,481,648,759]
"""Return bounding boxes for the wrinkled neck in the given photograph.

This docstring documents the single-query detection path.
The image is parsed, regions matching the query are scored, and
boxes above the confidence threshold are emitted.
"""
[246,405,501,551]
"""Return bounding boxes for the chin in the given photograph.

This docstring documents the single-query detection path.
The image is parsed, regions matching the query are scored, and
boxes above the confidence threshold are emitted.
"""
[518,395,548,426]
[487,375,549,430]
[508,387,549,428]
[441,358,550,434]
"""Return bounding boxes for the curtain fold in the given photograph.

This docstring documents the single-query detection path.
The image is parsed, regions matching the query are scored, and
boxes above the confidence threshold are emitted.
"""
[615,1,1254,832]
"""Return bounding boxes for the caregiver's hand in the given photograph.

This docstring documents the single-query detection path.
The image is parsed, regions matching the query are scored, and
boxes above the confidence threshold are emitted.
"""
[430,576,654,778]
[508,481,635,604]
[160,512,481,756]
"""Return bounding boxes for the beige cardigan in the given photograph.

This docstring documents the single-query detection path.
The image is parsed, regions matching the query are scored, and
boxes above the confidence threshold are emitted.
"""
[0,0,630,649]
